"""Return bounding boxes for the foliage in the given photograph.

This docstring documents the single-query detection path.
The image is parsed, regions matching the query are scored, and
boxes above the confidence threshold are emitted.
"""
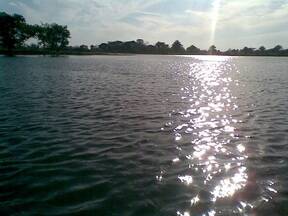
[171,40,185,53]
[0,12,28,53]
[0,11,70,55]
[35,23,70,51]
[2,11,288,56]
[186,45,200,54]
[208,45,217,54]
[155,41,170,54]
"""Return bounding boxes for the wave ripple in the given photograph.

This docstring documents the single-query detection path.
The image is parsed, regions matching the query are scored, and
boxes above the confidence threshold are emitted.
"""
[0,55,287,216]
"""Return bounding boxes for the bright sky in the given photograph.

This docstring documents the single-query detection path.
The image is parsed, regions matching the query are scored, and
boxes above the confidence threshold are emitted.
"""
[1,0,288,50]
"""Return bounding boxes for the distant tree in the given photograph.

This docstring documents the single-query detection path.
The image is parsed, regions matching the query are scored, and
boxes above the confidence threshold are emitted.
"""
[171,40,185,54]
[36,23,70,51]
[155,41,170,54]
[136,39,144,45]
[224,49,239,56]
[26,43,39,50]
[240,46,255,55]
[0,12,30,54]
[90,45,98,50]
[273,45,282,52]
[259,46,266,52]
[208,45,217,55]
[146,44,156,53]
[2,11,288,57]
[107,41,124,52]
[256,46,266,55]
[80,45,89,50]
[271,45,283,55]
[136,39,146,52]
[98,43,109,52]
[186,44,200,54]
[155,41,168,49]
[265,45,283,56]
[122,41,139,53]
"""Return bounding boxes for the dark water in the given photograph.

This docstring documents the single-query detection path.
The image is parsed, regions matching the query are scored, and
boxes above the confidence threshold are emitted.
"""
[0,55,288,216]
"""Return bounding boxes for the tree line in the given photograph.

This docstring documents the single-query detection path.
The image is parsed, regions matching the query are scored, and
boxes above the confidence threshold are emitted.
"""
[1,12,288,56]
[0,12,70,55]
[79,41,288,56]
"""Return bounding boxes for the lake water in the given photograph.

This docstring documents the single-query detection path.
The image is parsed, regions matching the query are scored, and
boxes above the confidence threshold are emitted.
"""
[0,55,288,216]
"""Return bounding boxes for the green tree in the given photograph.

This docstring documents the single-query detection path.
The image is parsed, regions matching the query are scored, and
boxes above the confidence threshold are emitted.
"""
[136,39,144,46]
[259,46,266,52]
[155,41,170,54]
[0,12,29,54]
[257,46,266,55]
[208,45,217,55]
[171,40,185,54]
[36,23,70,51]
[186,44,200,54]
[273,45,282,51]
[240,47,255,55]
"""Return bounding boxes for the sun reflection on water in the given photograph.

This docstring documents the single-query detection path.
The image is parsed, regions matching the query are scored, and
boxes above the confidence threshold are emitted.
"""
[160,56,257,215]
[188,57,249,202]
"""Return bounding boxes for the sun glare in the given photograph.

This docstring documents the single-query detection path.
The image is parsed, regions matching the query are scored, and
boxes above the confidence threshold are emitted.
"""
[210,0,221,46]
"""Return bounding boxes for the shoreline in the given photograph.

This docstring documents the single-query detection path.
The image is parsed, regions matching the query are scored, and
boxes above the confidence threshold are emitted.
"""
[1,50,288,57]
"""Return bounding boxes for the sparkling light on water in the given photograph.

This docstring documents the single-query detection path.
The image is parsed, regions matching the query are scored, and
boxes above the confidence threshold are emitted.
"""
[156,55,279,215]
[170,56,250,215]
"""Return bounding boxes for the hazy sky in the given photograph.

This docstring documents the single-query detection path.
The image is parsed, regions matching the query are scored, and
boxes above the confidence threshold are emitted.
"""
[1,0,288,49]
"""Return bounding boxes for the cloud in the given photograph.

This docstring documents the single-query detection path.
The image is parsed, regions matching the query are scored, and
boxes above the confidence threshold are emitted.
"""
[1,0,288,49]
[213,0,288,48]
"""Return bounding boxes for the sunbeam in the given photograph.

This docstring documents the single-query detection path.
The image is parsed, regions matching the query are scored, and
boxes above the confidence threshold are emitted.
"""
[210,0,221,46]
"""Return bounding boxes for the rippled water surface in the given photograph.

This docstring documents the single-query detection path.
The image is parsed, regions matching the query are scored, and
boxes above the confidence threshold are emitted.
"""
[0,55,288,216]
